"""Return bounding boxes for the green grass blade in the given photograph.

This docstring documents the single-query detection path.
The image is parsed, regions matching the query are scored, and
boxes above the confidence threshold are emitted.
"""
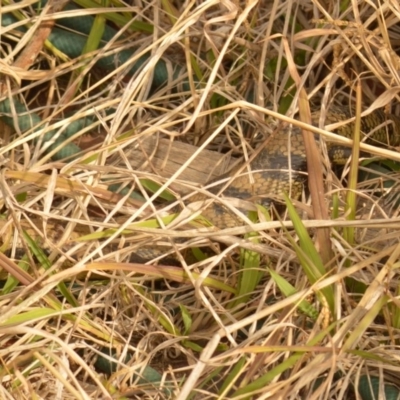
[1,254,31,295]
[284,195,335,313]
[269,269,319,320]
[74,0,154,33]
[22,231,79,307]
[230,211,264,308]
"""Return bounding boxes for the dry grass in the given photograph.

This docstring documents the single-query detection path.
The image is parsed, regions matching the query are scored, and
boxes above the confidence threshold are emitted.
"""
[0,0,400,399]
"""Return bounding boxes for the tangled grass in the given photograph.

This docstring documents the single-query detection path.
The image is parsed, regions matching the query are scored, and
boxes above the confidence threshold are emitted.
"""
[0,0,400,399]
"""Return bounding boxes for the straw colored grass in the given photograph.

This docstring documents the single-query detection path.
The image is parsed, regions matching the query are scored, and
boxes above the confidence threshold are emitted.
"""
[0,0,400,399]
